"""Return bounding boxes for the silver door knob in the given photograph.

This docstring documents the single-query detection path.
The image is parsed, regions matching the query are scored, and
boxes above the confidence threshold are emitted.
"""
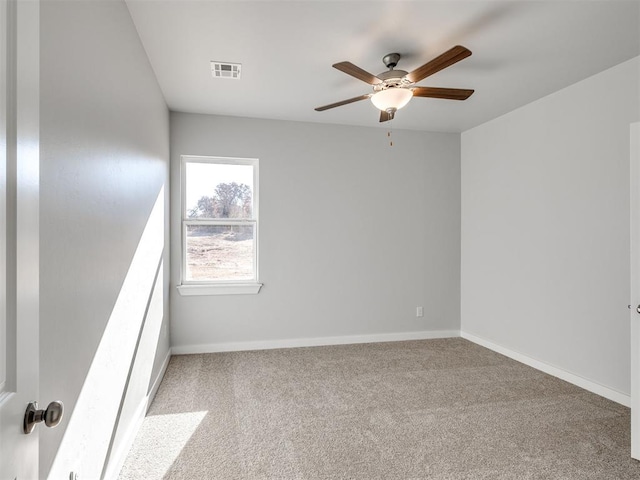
[637,305,640,314]
[23,400,64,434]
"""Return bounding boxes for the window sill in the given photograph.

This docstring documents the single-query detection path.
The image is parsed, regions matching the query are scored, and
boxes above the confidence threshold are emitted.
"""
[177,283,262,296]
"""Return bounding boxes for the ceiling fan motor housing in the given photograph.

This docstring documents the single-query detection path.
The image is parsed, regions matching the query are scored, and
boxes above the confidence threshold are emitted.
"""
[374,70,412,92]
[375,53,412,92]
[382,53,401,69]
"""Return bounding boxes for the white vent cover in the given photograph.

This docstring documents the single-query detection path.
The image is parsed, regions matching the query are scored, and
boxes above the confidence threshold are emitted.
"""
[211,61,241,79]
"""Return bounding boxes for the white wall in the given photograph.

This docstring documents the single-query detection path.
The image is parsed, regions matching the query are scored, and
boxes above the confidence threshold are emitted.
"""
[170,113,460,350]
[40,1,170,478]
[461,57,640,396]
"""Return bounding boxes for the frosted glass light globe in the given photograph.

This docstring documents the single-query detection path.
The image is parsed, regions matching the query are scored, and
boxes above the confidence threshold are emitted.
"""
[371,88,413,111]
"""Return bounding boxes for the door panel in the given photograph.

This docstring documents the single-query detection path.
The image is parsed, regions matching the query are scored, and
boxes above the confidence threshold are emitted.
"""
[0,0,40,478]
[632,122,640,461]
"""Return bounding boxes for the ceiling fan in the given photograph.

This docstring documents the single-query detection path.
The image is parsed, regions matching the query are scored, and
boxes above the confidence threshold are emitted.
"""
[315,45,474,122]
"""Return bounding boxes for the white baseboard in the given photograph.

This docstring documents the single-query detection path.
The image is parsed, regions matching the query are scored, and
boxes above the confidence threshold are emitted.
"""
[461,331,630,407]
[147,347,172,408]
[105,348,172,480]
[173,330,630,408]
[171,330,460,355]
[104,399,147,480]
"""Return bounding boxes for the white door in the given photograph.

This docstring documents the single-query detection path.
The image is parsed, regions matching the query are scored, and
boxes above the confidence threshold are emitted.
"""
[632,121,640,461]
[0,0,40,478]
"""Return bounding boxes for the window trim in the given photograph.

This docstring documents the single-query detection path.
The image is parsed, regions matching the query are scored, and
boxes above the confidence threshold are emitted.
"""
[179,155,262,295]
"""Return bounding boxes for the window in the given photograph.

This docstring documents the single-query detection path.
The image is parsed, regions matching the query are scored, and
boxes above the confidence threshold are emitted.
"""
[178,156,261,295]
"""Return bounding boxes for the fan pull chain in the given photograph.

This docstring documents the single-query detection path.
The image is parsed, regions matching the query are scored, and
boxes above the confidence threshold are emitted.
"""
[387,119,393,147]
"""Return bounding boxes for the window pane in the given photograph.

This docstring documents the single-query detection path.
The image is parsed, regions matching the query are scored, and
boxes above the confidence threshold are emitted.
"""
[186,225,255,281]
[185,162,254,219]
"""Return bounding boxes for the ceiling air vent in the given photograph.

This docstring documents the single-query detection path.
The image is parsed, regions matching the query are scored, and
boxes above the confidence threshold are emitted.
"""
[211,61,241,79]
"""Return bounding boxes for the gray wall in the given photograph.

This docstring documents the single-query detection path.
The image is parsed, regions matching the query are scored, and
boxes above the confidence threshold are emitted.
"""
[170,113,461,349]
[461,57,640,395]
[40,1,170,478]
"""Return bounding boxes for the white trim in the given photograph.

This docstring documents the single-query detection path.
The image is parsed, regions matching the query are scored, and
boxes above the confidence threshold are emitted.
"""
[103,398,147,480]
[180,155,259,285]
[461,331,630,407]
[0,390,12,408]
[171,330,460,354]
[0,0,7,407]
[147,348,172,407]
[177,283,262,296]
[170,331,631,409]
[630,121,640,459]
[106,349,172,480]
[181,154,258,166]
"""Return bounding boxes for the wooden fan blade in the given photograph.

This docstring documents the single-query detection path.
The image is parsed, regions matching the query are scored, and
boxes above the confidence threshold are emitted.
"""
[315,94,371,112]
[379,110,393,122]
[333,62,382,85]
[412,86,474,100]
[406,46,472,83]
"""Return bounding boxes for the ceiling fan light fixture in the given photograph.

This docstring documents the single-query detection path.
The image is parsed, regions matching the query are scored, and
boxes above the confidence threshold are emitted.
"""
[371,88,413,112]
[314,46,473,123]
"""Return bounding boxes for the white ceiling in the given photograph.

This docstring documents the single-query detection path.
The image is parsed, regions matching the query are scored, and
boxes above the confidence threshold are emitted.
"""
[126,0,640,133]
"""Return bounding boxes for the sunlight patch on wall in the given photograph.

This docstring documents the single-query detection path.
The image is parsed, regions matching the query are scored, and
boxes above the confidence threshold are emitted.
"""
[102,259,166,480]
[48,186,165,479]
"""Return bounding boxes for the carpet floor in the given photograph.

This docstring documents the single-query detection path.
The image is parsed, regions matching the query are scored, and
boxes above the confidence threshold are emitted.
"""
[118,338,640,479]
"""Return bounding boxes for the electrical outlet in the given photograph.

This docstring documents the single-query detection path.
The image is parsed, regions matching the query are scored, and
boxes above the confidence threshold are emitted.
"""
[416,306,424,317]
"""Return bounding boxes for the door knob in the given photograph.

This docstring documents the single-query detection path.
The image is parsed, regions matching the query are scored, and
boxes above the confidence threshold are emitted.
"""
[637,305,640,314]
[23,401,64,434]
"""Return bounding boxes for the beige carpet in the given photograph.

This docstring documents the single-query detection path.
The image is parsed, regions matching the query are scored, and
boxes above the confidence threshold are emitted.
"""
[118,338,640,479]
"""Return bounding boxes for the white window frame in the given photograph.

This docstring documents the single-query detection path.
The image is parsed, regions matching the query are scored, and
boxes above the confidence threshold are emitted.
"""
[177,155,262,296]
